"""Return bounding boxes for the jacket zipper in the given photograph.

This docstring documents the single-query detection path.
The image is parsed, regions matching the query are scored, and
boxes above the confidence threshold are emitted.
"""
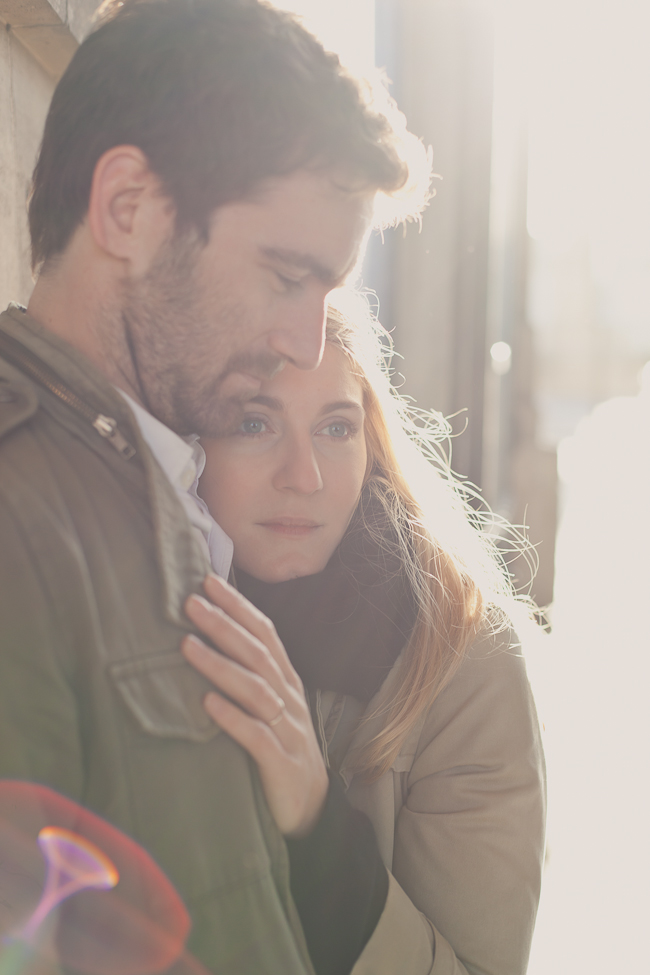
[0,329,136,460]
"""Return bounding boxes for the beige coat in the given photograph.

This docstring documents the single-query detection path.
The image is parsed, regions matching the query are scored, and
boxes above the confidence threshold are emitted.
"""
[315,625,546,975]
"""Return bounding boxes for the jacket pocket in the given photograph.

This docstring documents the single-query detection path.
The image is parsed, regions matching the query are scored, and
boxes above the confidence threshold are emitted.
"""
[108,652,221,743]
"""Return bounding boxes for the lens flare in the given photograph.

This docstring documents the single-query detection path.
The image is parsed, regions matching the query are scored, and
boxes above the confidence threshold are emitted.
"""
[0,781,200,975]
[19,828,118,943]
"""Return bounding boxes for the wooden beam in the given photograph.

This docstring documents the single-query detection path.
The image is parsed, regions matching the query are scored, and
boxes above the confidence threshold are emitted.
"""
[0,0,79,79]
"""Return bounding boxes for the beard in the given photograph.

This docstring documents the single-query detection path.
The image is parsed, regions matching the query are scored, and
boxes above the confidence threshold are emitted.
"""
[118,232,282,437]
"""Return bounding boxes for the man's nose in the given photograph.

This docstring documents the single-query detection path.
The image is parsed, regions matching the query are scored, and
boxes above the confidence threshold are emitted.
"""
[269,292,327,371]
[274,439,323,495]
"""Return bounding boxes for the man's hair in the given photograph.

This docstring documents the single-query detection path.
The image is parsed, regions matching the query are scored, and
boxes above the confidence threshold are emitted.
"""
[29,0,430,270]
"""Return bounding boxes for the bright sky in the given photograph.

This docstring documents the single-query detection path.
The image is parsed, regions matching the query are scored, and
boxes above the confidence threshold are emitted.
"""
[526,0,650,244]
[523,0,650,352]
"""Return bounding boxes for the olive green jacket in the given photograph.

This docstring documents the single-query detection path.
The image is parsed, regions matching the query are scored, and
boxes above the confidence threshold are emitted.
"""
[316,625,546,975]
[0,305,314,975]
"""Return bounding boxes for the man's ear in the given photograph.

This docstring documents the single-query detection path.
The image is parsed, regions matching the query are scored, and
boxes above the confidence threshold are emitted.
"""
[87,146,175,275]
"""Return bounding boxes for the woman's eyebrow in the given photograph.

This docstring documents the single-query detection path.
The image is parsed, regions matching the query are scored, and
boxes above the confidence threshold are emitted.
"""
[318,400,365,416]
[247,395,284,411]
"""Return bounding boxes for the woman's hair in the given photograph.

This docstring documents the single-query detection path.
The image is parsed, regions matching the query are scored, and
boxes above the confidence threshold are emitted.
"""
[325,296,536,780]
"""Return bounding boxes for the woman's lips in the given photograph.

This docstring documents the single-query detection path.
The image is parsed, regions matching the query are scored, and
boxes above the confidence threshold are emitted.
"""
[258,519,321,536]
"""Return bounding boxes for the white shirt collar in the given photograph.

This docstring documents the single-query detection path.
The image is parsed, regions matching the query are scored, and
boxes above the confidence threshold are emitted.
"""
[118,391,198,492]
[116,390,233,578]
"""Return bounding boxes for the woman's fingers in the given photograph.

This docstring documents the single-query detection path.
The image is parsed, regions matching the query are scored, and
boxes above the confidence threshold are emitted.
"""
[185,592,290,700]
[182,576,329,837]
[200,688,328,837]
[182,633,292,730]
[203,689,283,758]
[202,574,299,685]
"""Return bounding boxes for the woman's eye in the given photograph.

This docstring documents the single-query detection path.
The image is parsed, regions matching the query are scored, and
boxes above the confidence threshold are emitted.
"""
[320,421,352,439]
[239,416,268,437]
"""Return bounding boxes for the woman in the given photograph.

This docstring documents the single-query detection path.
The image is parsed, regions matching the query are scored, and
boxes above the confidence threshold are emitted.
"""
[182,302,546,975]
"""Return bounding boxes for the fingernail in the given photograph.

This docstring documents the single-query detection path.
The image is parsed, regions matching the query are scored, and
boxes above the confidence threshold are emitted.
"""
[187,594,213,614]
[205,573,229,590]
[182,634,206,655]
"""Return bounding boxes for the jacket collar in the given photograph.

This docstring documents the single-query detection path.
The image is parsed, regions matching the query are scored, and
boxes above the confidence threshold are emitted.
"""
[0,304,208,626]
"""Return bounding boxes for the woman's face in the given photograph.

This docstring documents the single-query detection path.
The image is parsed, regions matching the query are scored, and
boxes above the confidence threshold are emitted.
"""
[200,343,368,583]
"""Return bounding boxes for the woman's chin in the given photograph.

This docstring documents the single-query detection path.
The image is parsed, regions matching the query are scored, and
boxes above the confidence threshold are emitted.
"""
[237,555,328,585]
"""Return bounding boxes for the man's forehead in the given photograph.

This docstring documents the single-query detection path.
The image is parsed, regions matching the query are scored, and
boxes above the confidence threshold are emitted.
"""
[243,170,375,229]
[246,166,375,203]
[207,169,374,281]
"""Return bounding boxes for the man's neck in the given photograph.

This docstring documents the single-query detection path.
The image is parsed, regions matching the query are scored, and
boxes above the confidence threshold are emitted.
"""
[27,241,146,409]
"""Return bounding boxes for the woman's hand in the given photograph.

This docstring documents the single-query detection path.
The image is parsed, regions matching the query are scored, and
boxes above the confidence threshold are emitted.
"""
[182,573,329,838]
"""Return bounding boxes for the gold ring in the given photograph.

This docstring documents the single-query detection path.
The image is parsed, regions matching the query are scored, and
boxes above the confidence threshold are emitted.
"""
[268,700,286,728]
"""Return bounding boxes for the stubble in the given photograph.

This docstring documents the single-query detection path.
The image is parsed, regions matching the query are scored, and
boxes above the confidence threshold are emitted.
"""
[119,232,279,436]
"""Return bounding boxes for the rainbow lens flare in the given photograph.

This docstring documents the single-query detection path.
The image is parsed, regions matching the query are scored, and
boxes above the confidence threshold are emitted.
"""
[0,781,201,975]
[19,827,119,943]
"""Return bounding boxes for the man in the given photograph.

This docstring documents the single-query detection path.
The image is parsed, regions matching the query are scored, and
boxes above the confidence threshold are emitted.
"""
[0,0,428,970]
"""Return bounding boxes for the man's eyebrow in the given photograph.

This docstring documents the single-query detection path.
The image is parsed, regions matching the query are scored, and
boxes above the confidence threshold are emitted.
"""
[260,247,345,287]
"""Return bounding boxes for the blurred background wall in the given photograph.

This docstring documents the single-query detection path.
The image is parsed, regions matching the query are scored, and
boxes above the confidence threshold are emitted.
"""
[1,1,648,970]
[0,0,98,307]
[285,0,563,610]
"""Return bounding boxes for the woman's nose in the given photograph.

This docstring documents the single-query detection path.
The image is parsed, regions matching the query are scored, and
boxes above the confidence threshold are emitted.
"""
[273,440,323,495]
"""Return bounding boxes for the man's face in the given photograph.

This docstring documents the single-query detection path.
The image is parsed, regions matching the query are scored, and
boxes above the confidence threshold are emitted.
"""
[121,169,375,436]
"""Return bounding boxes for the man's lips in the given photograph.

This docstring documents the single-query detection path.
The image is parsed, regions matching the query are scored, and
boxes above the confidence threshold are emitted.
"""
[257,518,322,536]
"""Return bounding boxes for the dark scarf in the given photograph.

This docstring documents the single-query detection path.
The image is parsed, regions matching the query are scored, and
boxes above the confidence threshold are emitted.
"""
[236,496,418,702]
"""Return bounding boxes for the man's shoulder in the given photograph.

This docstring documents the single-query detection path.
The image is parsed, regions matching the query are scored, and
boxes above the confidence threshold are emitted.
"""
[0,306,141,484]
[0,337,139,527]
[0,358,40,442]
[0,347,86,484]
[0,304,73,448]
